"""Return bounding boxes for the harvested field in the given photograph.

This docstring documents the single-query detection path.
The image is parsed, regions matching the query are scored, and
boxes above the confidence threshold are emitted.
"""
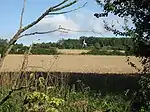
[57,49,89,55]
[0,55,142,74]
[57,49,125,55]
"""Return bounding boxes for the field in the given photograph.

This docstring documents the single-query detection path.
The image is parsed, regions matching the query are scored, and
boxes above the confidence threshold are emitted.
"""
[57,49,125,55]
[57,49,89,55]
[1,54,142,74]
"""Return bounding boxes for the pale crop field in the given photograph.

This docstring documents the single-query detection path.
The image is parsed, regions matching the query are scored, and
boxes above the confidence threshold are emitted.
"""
[57,49,89,55]
[57,49,125,55]
[0,55,142,74]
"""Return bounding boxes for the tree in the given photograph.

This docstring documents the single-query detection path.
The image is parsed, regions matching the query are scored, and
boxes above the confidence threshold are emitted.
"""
[0,0,86,68]
[95,0,150,72]
[95,0,150,111]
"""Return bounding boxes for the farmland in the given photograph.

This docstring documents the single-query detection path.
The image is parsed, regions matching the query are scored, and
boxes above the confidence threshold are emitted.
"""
[57,49,89,55]
[1,54,142,74]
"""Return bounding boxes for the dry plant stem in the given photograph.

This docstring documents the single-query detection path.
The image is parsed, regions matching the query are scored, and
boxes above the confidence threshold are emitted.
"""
[13,51,29,89]
[0,0,78,69]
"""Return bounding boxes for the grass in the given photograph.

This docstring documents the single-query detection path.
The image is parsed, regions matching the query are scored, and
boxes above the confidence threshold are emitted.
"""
[0,75,131,112]
[0,49,142,111]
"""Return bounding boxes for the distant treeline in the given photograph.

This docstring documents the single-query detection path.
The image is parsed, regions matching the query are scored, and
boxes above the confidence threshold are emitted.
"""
[0,37,134,55]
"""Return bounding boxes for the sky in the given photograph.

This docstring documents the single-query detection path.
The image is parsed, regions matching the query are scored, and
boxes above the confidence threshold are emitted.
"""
[0,0,127,45]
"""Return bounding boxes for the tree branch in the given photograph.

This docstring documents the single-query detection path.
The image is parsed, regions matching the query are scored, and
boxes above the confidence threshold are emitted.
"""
[49,2,87,15]
[19,29,59,38]
[21,0,77,33]
[19,0,26,30]
[59,26,105,36]
[51,0,69,9]
[18,26,105,39]
[0,0,78,69]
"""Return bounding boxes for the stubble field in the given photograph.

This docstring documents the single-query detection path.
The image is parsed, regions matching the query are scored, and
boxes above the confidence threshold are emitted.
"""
[0,54,142,74]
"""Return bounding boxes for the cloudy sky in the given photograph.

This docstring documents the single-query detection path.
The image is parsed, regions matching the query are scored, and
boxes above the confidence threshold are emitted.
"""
[0,0,127,45]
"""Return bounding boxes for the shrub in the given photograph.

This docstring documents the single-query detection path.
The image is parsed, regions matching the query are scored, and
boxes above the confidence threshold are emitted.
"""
[82,49,125,55]
[31,47,58,55]
[0,75,130,112]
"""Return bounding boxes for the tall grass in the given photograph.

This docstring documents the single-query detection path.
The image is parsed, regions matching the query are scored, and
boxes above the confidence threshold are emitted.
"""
[0,47,134,112]
[0,72,131,112]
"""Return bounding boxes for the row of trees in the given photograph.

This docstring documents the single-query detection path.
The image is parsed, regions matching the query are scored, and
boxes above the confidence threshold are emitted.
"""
[0,37,134,55]
[57,36,133,51]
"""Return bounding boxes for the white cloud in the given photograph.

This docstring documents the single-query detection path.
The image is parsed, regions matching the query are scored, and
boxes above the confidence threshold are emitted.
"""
[33,14,80,36]
[18,8,134,45]
[69,9,113,36]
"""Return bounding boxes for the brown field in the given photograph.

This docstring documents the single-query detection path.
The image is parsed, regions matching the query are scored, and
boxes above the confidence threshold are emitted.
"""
[0,55,142,74]
[57,49,89,55]
[57,49,125,55]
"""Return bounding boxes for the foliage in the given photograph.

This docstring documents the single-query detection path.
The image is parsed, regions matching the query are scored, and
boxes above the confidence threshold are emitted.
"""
[10,44,29,54]
[23,91,64,112]
[95,0,150,111]
[0,74,131,112]
[82,49,126,55]
[0,37,134,55]
[31,46,58,55]
[95,0,150,57]
[130,76,150,112]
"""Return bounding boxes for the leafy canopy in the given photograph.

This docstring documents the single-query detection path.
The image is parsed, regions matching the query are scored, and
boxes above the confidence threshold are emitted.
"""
[95,0,150,57]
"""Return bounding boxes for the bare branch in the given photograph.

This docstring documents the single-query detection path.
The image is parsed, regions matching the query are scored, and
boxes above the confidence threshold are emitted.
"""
[18,26,104,39]
[19,0,26,30]
[51,0,69,9]
[49,2,88,15]
[0,0,78,69]
[21,0,77,33]
[19,29,59,38]
[59,27,105,37]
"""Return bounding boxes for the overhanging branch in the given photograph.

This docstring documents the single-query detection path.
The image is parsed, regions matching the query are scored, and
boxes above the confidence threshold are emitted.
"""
[18,26,105,38]
[21,0,77,33]
[19,29,59,38]
[0,0,78,66]
[49,2,88,15]
[51,0,69,9]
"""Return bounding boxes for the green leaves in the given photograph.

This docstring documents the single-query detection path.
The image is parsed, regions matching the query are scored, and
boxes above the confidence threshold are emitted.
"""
[24,91,64,112]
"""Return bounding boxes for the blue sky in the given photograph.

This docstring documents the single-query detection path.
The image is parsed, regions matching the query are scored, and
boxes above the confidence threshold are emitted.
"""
[0,0,125,45]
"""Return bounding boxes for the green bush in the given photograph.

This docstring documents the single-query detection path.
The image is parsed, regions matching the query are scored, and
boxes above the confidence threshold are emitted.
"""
[0,76,130,112]
[31,47,58,55]
[130,76,150,112]
[82,49,125,55]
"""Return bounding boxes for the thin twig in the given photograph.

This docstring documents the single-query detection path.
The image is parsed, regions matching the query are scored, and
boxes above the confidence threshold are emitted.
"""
[59,27,105,37]
[51,0,69,9]
[19,0,26,30]
[49,2,87,15]
[12,51,29,89]
[18,26,104,39]
[19,29,59,38]
[22,0,77,33]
